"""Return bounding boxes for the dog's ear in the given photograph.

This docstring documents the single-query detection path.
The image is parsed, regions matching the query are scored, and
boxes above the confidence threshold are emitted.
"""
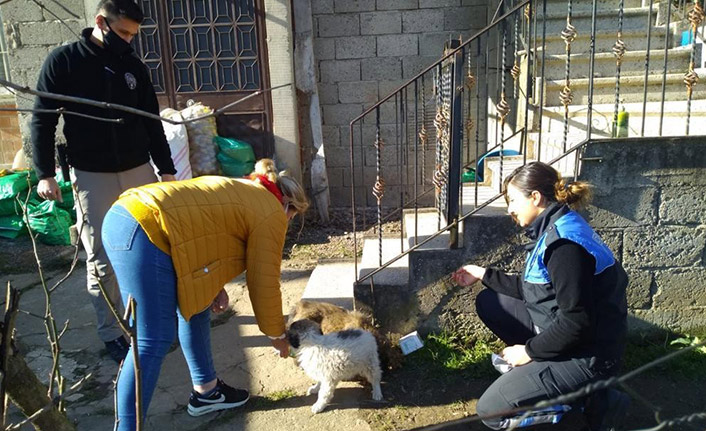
[287,331,300,349]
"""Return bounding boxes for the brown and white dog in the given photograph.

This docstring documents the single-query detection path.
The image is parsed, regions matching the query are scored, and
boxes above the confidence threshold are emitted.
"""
[287,319,383,413]
[288,300,403,372]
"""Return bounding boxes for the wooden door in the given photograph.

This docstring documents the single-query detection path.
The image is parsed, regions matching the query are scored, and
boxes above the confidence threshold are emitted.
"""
[133,0,273,159]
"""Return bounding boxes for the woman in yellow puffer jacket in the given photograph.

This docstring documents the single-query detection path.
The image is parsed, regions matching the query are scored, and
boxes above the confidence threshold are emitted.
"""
[101,159,308,431]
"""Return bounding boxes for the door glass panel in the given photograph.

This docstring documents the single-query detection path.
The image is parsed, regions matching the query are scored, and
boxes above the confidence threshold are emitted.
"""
[134,0,262,94]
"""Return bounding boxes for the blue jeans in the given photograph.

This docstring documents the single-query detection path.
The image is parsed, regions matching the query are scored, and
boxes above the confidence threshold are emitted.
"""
[102,205,217,431]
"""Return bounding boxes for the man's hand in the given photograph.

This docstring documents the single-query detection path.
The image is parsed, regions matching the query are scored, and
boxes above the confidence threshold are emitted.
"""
[37,178,63,203]
[161,174,176,182]
[452,264,486,287]
[210,289,229,313]
[502,345,532,367]
[271,337,290,358]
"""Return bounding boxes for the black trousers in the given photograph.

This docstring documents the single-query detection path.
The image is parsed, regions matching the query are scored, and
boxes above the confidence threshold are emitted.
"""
[475,289,598,430]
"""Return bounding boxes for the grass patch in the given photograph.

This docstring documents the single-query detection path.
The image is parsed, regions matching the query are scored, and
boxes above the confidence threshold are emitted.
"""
[265,388,298,402]
[250,388,299,410]
[623,331,706,378]
[405,332,503,379]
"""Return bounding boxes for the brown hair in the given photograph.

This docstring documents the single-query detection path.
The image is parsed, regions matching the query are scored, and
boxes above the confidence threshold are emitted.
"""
[253,159,309,215]
[503,161,592,209]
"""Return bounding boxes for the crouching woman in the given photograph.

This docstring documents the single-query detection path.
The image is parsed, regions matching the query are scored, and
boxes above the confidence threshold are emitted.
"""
[453,162,629,430]
[101,159,308,430]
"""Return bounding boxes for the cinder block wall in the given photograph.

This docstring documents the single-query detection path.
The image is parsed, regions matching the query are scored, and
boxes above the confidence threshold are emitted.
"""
[312,0,490,206]
[582,137,706,332]
[0,0,85,156]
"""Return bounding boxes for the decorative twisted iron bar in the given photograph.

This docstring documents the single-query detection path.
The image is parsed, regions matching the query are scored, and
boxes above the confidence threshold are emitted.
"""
[497,23,510,193]
[465,49,476,143]
[685,1,704,135]
[433,61,452,226]
[612,0,626,138]
[560,0,577,152]
[420,75,427,189]
[372,109,385,266]
[511,12,521,99]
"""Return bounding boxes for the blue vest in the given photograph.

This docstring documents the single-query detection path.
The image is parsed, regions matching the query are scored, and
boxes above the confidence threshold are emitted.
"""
[525,211,615,284]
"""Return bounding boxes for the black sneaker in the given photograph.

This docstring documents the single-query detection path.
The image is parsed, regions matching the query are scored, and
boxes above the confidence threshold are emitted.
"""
[585,388,631,431]
[104,336,130,364]
[187,379,249,417]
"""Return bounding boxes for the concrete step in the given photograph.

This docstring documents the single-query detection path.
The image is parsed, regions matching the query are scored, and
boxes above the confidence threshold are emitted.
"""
[540,0,643,13]
[542,70,706,105]
[403,209,462,250]
[531,29,669,57]
[358,237,409,287]
[301,259,357,309]
[537,6,657,34]
[537,46,693,80]
[536,99,706,139]
[460,184,508,216]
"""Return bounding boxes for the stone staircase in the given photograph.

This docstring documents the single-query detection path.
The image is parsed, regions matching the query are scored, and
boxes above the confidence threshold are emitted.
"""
[534,0,705,156]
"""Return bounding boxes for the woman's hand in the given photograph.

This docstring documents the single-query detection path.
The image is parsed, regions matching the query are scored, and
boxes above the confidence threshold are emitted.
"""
[452,265,486,287]
[271,337,290,358]
[211,289,229,313]
[502,345,532,367]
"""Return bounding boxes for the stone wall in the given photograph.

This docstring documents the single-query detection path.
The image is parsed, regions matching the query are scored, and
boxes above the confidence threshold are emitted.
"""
[582,136,706,332]
[311,0,491,206]
[0,0,86,154]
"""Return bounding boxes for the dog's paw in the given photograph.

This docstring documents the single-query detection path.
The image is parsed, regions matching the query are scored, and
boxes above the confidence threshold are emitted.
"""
[311,402,327,414]
[306,383,320,396]
[372,388,383,401]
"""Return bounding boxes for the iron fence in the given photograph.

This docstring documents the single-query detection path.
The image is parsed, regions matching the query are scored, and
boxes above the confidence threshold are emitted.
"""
[349,0,706,284]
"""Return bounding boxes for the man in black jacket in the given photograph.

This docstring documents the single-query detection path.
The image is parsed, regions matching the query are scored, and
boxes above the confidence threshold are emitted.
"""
[31,0,176,363]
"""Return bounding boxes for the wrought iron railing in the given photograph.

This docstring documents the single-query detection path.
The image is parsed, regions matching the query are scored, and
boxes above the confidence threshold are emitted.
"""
[349,0,706,284]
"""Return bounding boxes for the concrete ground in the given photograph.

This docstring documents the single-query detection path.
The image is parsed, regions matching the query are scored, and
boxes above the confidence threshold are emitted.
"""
[2,252,379,431]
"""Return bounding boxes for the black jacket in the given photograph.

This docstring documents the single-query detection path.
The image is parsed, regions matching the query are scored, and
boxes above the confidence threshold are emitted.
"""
[31,28,176,179]
[482,204,628,363]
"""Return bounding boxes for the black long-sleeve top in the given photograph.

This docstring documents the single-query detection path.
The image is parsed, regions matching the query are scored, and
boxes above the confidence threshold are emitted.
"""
[481,204,627,362]
[31,28,176,179]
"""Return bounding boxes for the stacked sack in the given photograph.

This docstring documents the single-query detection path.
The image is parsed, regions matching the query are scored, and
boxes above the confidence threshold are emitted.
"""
[156,108,193,181]
[0,169,74,245]
[179,101,218,176]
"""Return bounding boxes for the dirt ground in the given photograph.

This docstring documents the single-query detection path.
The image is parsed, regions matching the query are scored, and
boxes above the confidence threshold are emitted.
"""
[1,208,705,431]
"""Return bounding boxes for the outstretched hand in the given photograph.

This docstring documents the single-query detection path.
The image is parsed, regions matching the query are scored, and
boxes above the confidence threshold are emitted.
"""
[452,264,486,287]
[271,338,290,358]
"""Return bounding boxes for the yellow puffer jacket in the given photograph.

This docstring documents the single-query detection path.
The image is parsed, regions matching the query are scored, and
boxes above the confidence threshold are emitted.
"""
[116,176,288,337]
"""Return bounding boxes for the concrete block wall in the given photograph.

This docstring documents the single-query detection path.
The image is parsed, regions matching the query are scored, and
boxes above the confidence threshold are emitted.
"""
[312,0,490,206]
[581,137,706,332]
[0,0,86,153]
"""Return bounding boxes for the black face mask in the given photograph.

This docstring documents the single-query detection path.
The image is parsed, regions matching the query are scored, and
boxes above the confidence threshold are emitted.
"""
[102,19,132,56]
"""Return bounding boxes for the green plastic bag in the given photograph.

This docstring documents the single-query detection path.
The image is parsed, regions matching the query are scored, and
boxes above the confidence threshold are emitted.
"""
[214,136,256,163]
[27,200,72,246]
[216,152,254,177]
[0,215,26,239]
[0,170,38,201]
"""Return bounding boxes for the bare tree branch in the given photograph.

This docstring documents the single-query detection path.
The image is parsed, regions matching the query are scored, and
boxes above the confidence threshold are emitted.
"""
[45,0,81,19]
[0,78,291,125]
[4,373,92,431]
[28,0,79,39]
[0,108,123,124]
